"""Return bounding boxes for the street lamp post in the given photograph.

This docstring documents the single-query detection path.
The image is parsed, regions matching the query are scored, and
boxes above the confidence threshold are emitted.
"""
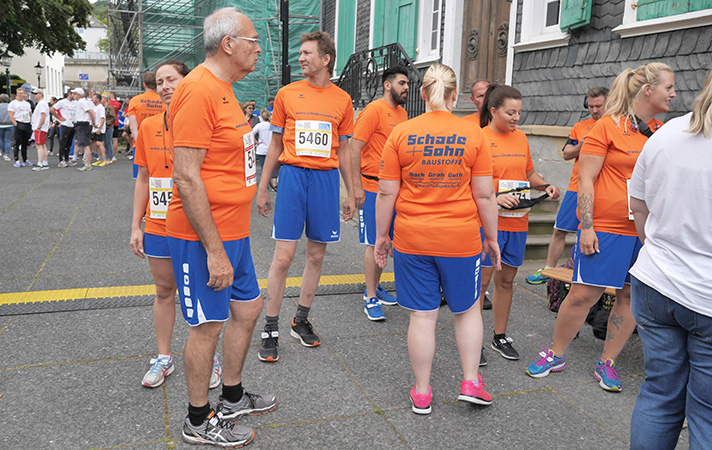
[0,51,12,96]
[34,61,43,89]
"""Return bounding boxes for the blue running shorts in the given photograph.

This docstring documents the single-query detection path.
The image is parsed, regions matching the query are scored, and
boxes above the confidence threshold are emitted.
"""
[554,190,579,232]
[481,229,527,268]
[144,232,171,258]
[359,189,394,245]
[272,164,341,243]
[572,230,642,289]
[393,248,481,314]
[167,236,261,326]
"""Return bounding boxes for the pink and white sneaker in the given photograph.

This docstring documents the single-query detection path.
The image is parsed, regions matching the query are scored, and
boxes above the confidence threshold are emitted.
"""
[457,373,492,405]
[409,384,432,415]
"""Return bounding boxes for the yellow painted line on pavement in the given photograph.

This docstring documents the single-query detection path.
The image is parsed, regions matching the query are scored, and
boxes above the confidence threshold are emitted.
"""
[0,273,394,306]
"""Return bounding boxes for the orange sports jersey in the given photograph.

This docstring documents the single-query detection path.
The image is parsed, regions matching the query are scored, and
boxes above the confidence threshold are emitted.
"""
[379,110,492,257]
[580,115,663,236]
[127,90,165,128]
[166,65,257,241]
[481,127,534,232]
[271,79,354,170]
[463,111,480,124]
[353,98,408,192]
[134,113,173,237]
[565,117,596,192]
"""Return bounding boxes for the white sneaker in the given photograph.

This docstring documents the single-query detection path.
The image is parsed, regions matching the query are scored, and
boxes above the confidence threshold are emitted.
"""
[209,354,222,389]
[142,354,174,388]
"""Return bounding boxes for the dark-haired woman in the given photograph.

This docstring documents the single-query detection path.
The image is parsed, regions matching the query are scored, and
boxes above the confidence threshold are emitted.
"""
[130,60,222,389]
[478,85,559,361]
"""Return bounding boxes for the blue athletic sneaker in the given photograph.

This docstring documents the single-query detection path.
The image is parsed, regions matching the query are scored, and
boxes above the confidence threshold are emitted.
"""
[525,344,566,378]
[526,268,549,285]
[594,358,622,392]
[376,285,397,306]
[364,296,385,321]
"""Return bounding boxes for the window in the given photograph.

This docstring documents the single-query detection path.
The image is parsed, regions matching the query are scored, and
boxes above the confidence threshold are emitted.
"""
[335,0,357,75]
[430,0,441,51]
[613,0,712,37]
[515,0,570,51]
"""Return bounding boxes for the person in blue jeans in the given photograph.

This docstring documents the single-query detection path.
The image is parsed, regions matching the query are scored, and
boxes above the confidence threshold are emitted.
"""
[0,94,13,160]
[628,69,712,450]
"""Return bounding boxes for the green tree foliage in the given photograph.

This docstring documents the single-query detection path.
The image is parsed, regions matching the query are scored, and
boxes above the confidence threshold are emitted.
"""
[93,0,108,24]
[0,0,93,57]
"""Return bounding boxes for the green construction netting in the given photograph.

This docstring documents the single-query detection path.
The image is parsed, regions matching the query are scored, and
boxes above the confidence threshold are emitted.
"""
[141,0,320,109]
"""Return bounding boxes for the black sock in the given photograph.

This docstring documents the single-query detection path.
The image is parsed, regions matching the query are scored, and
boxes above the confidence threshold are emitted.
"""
[265,315,279,332]
[295,304,310,322]
[188,402,211,426]
[222,382,244,403]
[494,333,507,341]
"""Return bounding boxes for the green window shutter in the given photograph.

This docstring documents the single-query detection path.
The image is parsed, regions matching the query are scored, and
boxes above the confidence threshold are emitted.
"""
[560,0,593,31]
[336,0,357,74]
[636,0,690,20]
[374,0,418,58]
[689,0,712,12]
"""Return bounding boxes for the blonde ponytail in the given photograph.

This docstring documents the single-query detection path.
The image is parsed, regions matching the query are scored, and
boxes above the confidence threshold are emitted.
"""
[606,62,673,127]
[422,64,457,110]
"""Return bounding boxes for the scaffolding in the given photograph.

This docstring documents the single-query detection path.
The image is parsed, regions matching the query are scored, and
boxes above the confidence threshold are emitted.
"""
[107,0,320,104]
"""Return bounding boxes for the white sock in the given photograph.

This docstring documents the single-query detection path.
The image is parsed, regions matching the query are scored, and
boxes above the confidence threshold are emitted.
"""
[157,353,170,361]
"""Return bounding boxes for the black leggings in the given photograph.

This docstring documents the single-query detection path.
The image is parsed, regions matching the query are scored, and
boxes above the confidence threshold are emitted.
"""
[59,125,75,162]
[13,123,32,162]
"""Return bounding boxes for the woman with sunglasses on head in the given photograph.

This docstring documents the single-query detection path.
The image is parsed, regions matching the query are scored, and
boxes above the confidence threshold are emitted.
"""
[375,63,501,415]
[130,60,222,389]
[526,63,675,392]
[477,85,559,362]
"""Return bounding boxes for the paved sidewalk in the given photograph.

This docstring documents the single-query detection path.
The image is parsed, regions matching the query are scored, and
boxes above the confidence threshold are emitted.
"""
[0,156,688,449]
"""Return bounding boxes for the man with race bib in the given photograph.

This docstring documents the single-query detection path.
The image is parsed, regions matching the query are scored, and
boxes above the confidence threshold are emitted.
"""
[255,31,356,363]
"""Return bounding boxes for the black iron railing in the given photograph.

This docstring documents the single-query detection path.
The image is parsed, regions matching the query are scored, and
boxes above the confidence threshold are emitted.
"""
[336,43,425,118]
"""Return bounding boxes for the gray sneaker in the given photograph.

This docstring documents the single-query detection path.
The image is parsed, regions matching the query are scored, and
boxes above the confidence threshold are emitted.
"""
[182,411,254,447]
[217,391,278,422]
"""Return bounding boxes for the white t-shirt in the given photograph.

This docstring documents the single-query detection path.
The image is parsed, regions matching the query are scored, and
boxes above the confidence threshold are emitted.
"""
[31,99,50,132]
[92,103,106,134]
[252,121,272,156]
[629,112,712,318]
[8,100,31,123]
[54,98,77,127]
[74,98,94,123]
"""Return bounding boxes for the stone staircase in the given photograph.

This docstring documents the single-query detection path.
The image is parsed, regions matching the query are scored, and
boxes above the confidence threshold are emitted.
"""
[525,198,577,260]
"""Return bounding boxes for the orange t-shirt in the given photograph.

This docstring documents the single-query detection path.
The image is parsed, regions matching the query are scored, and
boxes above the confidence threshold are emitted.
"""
[353,98,408,192]
[379,110,492,257]
[481,127,534,232]
[271,79,354,170]
[127,90,165,128]
[463,111,480,124]
[580,115,663,236]
[565,117,596,192]
[134,113,172,237]
[166,65,257,241]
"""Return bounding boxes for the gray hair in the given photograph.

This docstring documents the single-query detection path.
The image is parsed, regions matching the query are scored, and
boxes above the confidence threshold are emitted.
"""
[204,7,243,57]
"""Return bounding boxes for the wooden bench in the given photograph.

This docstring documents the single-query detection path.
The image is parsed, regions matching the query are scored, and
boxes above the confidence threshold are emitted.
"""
[541,267,617,296]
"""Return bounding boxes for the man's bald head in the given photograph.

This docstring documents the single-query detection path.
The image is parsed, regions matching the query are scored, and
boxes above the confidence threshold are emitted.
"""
[470,80,490,111]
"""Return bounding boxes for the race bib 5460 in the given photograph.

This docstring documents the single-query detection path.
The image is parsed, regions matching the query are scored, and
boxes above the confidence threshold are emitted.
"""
[295,120,332,158]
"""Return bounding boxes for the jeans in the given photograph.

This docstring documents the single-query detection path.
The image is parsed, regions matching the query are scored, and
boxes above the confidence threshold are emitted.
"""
[630,276,712,450]
[104,126,114,160]
[59,125,75,162]
[0,126,11,155]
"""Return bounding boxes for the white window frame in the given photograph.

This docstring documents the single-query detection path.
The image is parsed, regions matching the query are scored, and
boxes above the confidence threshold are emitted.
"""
[613,1,712,38]
[415,0,443,64]
[514,0,570,52]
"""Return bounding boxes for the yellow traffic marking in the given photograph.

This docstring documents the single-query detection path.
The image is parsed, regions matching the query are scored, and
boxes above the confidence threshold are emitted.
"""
[0,273,395,307]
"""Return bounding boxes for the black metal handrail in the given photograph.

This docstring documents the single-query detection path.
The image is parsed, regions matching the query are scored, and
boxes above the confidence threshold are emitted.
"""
[336,43,425,118]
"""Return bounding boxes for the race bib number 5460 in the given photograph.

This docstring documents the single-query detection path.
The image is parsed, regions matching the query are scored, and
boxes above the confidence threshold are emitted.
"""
[295,120,332,158]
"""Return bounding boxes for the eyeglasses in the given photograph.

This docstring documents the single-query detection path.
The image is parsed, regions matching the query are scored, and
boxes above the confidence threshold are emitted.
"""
[229,35,259,46]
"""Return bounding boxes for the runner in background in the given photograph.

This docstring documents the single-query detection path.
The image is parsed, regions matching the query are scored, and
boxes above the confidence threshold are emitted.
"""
[375,63,500,415]
[477,85,559,362]
[351,65,409,321]
[525,63,675,392]
[526,87,608,285]
[255,31,356,363]
[127,72,165,177]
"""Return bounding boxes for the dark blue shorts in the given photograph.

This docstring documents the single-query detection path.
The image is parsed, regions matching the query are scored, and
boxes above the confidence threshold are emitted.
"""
[572,230,642,289]
[358,189,394,245]
[481,229,527,268]
[554,190,579,232]
[144,232,170,258]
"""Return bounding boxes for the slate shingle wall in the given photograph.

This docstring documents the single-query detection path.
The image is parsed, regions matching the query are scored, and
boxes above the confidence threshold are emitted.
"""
[513,0,711,126]
[323,0,335,38]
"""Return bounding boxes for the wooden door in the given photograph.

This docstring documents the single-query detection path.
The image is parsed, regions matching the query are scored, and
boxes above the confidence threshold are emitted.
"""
[459,0,510,98]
